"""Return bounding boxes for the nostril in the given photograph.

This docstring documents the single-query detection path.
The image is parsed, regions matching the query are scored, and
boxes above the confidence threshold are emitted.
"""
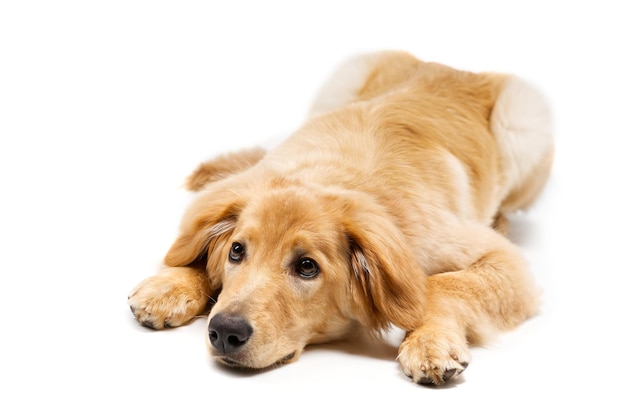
[208,313,253,354]
[227,334,247,348]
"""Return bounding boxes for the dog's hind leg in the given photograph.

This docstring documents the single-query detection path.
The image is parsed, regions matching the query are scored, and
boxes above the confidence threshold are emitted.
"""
[308,50,420,117]
[491,76,554,218]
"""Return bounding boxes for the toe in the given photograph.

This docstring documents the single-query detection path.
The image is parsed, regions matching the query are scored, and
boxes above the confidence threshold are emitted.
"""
[141,319,158,330]
[442,368,456,382]
[417,376,435,385]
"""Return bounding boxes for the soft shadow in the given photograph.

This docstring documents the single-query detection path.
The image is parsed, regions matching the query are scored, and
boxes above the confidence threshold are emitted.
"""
[306,330,400,362]
[127,311,208,333]
[206,328,402,378]
[505,211,538,247]
[205,327,471,389]
[402,371,467,390]
[206,355,291,378]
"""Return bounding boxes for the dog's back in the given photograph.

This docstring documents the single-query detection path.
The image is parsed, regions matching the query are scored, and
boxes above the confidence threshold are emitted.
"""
[287,51,553,229]
[186,52,553,226]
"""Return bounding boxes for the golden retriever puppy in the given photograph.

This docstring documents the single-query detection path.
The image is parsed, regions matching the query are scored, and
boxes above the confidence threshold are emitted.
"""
[128,51,553,385]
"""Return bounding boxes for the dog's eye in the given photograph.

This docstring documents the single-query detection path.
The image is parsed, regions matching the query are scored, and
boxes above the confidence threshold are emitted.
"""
[295,258,319,279]
[229,242,245,263]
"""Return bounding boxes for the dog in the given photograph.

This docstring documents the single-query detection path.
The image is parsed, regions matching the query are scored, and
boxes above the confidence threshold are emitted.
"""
[128,51,553,385]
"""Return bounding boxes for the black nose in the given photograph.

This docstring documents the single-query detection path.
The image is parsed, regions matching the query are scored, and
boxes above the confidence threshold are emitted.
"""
[208,313,253,354]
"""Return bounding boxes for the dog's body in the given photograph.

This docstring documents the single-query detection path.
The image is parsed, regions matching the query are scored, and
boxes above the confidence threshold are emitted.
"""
[128,51,553,385]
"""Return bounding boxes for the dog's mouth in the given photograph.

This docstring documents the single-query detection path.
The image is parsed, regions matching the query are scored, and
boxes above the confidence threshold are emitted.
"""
[276,351,297,364]
[216,351,297,369]
[218,357,244,367]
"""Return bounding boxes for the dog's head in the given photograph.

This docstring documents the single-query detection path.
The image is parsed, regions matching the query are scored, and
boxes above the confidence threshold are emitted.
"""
[164,176,427,369]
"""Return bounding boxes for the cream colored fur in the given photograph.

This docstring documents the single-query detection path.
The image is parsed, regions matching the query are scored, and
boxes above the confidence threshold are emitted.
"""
[128,51,553,385]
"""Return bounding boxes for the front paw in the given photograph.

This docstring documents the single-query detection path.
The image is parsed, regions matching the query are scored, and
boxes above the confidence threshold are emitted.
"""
[397,326,470,385]
[128,268,208,330]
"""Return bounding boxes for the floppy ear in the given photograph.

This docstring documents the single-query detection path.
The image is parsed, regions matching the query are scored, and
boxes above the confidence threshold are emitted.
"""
[185,147,266,191]
[344,197,427,332]
[164,184,246,288]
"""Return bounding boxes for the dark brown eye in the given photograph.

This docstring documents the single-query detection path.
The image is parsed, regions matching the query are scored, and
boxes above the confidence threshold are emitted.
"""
[229,242,245,263]
[296,258,319,279]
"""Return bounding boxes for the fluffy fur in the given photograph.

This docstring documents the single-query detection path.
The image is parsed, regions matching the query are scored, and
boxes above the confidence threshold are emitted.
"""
[128,51,553,385]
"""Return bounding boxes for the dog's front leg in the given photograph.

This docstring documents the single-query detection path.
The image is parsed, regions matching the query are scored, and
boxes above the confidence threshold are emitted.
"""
[397,232,539,385]
[128,266,212,329]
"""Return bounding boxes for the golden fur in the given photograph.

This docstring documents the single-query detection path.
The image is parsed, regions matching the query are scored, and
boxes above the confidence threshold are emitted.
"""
[128,51,553,385]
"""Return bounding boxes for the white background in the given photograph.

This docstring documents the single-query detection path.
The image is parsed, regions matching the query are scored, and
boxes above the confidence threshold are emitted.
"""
[1,1,624,415]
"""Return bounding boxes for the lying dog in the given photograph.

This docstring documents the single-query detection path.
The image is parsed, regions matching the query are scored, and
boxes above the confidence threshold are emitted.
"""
[128,51,553,385]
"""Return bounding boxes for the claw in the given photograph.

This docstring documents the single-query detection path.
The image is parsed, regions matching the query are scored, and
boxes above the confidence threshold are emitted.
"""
[416,363,467,385]
[418,376,434,385]
[141,319,157,330]
[442,368,456,382]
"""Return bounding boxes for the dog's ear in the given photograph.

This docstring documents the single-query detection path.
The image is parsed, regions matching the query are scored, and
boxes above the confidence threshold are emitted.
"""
[343,197,427,331]
[164,185,246,287]
[185,147,266,191]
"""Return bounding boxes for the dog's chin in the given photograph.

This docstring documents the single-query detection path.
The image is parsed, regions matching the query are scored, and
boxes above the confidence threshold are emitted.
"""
[214,351,298,370]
